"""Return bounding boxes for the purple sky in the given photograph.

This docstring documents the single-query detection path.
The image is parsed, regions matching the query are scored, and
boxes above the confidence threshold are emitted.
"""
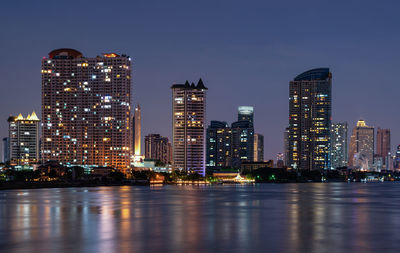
[1,0,400,160]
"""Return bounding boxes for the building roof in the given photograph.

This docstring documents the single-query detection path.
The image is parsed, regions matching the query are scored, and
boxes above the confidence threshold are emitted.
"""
[294,68,331,81]
[49,48,83,59]
[171,78,208,90]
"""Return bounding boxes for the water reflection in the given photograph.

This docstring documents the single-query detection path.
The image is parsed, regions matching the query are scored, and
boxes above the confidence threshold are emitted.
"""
[1,183,400,252]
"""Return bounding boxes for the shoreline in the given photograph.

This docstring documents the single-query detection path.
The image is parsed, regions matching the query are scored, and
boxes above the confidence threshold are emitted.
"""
[1,180,395,190]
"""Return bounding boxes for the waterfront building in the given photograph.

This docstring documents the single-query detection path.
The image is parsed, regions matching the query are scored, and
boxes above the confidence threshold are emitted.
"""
[284,127,289,166]
[331,122,348,169]
[376,128,390,168]
[133,105,141,156]
[231,120,254,168]
[171,79,207,175]
[394,145,400,169]
[8,112,40,165]
[348,120,374,170]
[2,137,10,163]
[206,121,232,169]
[241,160,273,172]
[276,153,284,168]
[254,133,264,162]
[288,68,332,170]
[144,134,171,165]
[41,49,132,169]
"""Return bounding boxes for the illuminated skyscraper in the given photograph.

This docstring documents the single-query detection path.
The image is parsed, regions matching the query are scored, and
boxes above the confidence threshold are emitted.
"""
[254,133,264,162]
[288,68,332,171]
[171,79,207,175]
[231,120,254,168]
[41,49,132,169]
[145,134,171,165]
[134,104,141,156]
[331,122,348,169]
[348,120,374,170]
[376,128,390,167]
[8,112,40,165]
[206,121,232,169]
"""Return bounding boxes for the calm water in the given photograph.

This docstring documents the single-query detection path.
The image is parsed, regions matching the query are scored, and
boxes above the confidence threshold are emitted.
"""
[1,183,400,253]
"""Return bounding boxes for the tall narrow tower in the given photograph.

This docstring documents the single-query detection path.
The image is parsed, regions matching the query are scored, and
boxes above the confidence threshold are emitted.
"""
[288,68,332,171]
[171,79,207,175]
[134,105,141,156]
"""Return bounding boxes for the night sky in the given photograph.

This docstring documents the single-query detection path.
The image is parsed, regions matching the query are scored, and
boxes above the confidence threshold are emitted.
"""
[1,0,400,160]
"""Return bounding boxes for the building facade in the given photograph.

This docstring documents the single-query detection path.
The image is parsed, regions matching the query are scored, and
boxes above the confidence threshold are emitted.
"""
[8,112,40,165]
[376,128,390,167]
[288,68,332,171]
[331,122,348,169]
[41,49,132,169]
[2,137,10,164]
[254,133,264,162]
[348,120,374,170]
[231,120,254,168]
[206,121,232,169]
[133,105,141,156]
[171,79,207,175]
[144,134,171,165]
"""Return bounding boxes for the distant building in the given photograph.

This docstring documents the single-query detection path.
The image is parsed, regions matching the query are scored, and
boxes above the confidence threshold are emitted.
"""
[41,49,132,169]
[276,153,284,168]
[171,79,207,175]
[331,122,348,169]
[284,127,289,166]
[144,134,171,165]
[254,133,264,162]
[8,112,40,165]
[348,120,374,170]
[2,137,10,163]
[288,68,332,170]
[133,105,142,156]
[206,121,232,169]
[241,160,273,172]
[394,145,400,170]
[376,128,390,168]
[231,120,254,168]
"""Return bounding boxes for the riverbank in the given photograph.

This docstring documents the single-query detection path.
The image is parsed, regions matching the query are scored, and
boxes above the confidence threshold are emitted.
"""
[0,180,150,190]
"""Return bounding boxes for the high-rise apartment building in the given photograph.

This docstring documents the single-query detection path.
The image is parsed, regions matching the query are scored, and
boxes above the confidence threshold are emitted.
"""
[348,120,374,170]
[376,128,390,166]
[254,133,264,162]
[230,106,255,168]
[284,127,289,166]
[133,104,141,156]
[331,122,348,169]
[8,112,40,165]
[171,79,207,175]
[2,137,10,163]
[288,68,332,171]
[206,121,232,169]
[231,120,254,168]
[145,134,171,165]
[41,49,132,169]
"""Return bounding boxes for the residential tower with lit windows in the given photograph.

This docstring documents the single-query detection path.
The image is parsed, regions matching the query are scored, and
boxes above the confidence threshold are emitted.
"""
[41,49,132,169]
[171,79,207,175]
[8,112,40,166]
[288,68,332,171]
[330,122,348,169]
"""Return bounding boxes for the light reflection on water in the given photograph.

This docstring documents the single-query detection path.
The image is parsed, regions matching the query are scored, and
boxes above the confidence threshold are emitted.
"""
[1,183,400,253]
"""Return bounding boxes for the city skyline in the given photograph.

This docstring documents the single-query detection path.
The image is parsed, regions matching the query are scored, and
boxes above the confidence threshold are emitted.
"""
[1,1,400,161]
